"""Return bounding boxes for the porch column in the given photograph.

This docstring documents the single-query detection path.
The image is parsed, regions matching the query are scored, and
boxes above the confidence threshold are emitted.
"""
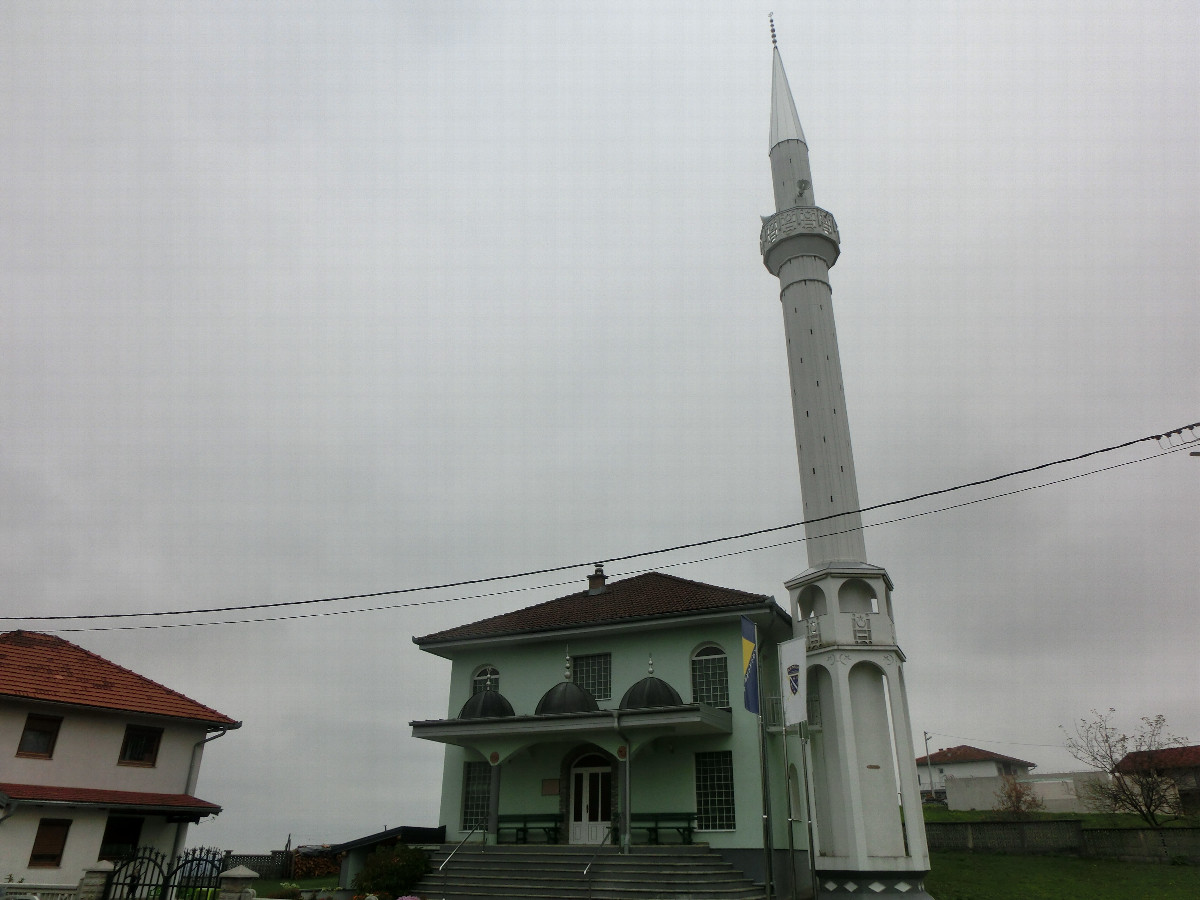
[619,755,631,851]
[487,762,501,844]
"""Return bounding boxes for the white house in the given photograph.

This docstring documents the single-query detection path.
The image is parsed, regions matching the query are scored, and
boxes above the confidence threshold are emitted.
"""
[914,744,1035,801]
[0,631,239,883]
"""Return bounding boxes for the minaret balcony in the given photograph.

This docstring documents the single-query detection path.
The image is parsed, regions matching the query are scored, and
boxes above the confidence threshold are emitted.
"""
[760,206,841,273]
[802,611,895,651]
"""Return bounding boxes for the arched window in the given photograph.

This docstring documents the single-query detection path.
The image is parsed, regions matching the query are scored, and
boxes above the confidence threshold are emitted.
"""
[472,666,499,696]
[691,645,729,709]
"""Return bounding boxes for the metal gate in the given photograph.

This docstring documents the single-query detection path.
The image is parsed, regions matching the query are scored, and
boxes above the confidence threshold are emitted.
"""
[104,847,227,900]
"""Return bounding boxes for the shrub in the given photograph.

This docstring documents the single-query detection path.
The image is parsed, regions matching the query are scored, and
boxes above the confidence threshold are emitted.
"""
[350,844,428,900]
[993,774,1045,818]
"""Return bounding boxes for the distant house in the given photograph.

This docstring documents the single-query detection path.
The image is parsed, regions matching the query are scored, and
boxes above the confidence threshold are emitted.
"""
[914,745,1035,800]
[1115,744,1200,816]
[409,568,795,880]
[0,631,240,882]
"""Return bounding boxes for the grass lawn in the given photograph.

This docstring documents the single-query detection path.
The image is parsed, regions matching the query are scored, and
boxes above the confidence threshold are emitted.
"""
[251,876,340,898]
[926,852,1200,900]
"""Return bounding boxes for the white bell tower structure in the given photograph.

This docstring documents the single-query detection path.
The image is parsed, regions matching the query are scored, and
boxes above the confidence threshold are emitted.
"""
[760,33,933,898]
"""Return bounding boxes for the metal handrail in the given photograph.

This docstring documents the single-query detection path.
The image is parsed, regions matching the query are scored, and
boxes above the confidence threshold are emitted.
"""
[583,825,616,900]
[439,822,481,900]
[582,825,615,876]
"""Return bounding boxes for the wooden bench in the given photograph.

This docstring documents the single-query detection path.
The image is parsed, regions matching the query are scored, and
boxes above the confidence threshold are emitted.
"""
[629,812,697,845]
[496,813,562,844]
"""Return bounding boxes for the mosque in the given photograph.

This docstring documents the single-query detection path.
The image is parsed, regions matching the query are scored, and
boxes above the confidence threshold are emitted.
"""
[410,39,934,900]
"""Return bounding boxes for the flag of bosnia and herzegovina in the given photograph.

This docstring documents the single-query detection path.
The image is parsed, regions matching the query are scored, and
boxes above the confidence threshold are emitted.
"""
[741,615,759,714]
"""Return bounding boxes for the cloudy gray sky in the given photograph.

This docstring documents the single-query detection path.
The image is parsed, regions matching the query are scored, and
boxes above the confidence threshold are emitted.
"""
[2,1,1197,851]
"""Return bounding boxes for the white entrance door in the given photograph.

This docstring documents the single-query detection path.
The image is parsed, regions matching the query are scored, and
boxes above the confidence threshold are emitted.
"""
[569,755,613,844]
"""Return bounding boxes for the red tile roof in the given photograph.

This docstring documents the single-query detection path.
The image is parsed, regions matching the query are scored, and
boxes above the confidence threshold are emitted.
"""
[0,782,220,814]
[415,571,778,645]
[0,631,239,727]
[1115,744,1200,773]
[914,744,1036,769]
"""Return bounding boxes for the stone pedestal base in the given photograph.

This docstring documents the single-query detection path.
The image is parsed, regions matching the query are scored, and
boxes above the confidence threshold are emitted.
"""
[814,870,934,898]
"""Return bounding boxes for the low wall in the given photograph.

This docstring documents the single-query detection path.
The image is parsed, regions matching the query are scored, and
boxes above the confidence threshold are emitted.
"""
[925,820,1083,855]
[925,821,1200,864]
[1083,828,1200,864]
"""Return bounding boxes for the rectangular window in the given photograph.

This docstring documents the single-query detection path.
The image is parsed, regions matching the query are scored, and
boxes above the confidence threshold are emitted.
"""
[461,761,490,831]
[29,818,71,868]
[571,653,611,701]
[17,715,62,759]
[118,725,163,766]
[99,815,143,861]
[695,751,736,830]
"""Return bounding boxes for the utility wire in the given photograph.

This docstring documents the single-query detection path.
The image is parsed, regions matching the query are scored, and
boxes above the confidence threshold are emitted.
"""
[12,420,1197,624]
[40,438,1195,632]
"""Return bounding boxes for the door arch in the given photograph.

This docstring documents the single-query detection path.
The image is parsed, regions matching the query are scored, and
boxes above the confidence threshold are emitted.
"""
[569,753,613,844]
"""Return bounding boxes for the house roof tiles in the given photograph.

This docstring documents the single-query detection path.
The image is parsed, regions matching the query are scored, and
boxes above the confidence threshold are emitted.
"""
[1115,744,1200,773]
[0,782,220,813]
[415,571,778,645]
[914,744,1036,769]
[0,631,238,727]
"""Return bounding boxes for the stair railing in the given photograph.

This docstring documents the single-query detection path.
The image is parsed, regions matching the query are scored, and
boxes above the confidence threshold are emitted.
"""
[583,825,615,900]
[439,821,481,900]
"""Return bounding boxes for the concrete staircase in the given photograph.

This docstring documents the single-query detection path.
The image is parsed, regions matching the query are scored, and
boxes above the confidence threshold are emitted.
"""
[415,843,766,900]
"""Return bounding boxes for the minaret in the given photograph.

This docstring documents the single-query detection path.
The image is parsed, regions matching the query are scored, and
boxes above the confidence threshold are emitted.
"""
[761,33,933,898]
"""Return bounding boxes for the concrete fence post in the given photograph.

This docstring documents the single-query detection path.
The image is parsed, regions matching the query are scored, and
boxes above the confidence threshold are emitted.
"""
[78,861,115,900]
[218,866,259,900]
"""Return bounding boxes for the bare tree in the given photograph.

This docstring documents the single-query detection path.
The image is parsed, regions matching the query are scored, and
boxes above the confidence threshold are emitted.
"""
[1063,708,1187,827]
[992,774,1045,817]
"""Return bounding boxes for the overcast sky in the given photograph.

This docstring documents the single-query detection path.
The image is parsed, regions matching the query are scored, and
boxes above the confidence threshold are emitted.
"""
[2,1,1197,852]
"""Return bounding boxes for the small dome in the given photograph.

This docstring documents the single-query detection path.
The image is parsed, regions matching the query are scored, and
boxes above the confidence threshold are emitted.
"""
[535,681,599,715]
[458,690,516,719]
[619,676,682,710]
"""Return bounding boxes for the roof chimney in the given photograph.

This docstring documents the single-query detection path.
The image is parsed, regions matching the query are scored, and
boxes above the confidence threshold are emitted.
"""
[587,562,607,595]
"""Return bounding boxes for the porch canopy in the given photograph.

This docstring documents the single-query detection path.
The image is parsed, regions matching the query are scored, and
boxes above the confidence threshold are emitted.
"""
[411,702,731,764]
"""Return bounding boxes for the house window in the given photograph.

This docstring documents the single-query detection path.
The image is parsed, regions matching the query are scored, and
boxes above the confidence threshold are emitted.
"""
[695,751,736,830]
[690,645,730,709]
[471,666,499,696]
[118,726,163,766]
[16,714,62,759]
[99,815,143,861]
[28,818,71,868]
[461,761,490,831]
[571,653,611,701]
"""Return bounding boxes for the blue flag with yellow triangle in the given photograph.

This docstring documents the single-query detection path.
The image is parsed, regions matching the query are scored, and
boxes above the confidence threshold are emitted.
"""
[741,616,759,714]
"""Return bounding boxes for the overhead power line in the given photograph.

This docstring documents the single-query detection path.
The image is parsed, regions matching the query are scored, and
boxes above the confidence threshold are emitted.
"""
[46,441,1192,633]
[6,419,1197,628]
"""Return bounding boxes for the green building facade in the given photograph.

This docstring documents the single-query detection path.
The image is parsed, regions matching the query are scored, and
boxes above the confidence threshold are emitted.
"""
[411,568,806,882]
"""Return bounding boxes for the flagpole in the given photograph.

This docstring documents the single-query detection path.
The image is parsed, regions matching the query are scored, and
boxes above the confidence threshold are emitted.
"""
[753,622,775,900]
[799,723,819,900]
[780,715,798,899]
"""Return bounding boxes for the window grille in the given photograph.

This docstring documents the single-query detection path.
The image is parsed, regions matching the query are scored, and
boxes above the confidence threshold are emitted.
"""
[806,679,822,729]
[691,646,730,708]
[472,666,499,696]
[695,751,736,830]
[461,761,490,830]
[571,653,611,700]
